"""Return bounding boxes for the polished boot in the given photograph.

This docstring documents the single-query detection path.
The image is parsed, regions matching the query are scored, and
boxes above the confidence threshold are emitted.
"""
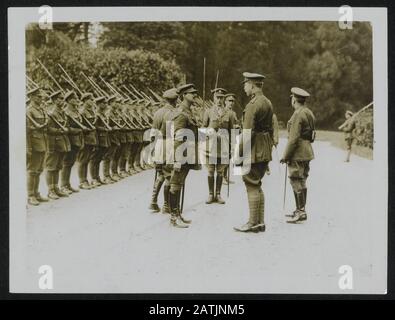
[215,175,225,204]
[205,176,215,204]
[287,192,305,223]
[169,191,189,228]
[162,184,171,214]
[177,187,191,224]
[285,191,299,217]
[149,177,164,212]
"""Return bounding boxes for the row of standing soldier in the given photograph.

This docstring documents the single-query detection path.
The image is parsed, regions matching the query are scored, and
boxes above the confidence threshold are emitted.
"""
[26,86,157,206]
[27,69,316,231]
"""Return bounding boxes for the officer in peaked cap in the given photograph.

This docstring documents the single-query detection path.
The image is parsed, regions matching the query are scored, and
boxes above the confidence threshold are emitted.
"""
[281,87,315,223]
[26,87,49,205]
[166,83,199,228]
[202,85,234,205]
[234,72,273,233]
[222,93,239,185]
[148,87,179,213]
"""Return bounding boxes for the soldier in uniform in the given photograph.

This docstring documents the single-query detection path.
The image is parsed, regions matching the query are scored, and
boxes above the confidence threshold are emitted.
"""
[102,95,121,184]
[109,97,127,181]
[168,83,201,228]
[77,92,98,189]
[60,91,87,194]
[26,88,49,205]
[148,88,178,213]
[234,72,274,233]
[280,87,315,223]
[338,110,356,162]
[89,96,111,186]
[202,88,234,204]
[223,93,239,185]
[117,98,134,178]
[45,90,71,199]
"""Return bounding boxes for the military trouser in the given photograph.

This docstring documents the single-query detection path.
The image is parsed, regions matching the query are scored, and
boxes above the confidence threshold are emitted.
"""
[287,161,310,193]
[61,144,80,188]
[77,144,96,183]
[287,160,310,212]
[89,146,108,180]
[27,150,46,198]
[118,142,130,173]
[102,144,118,178]
[242,162,268,226]
[111,145,122,176]
[45,151,67,191]
[128,142,138,171]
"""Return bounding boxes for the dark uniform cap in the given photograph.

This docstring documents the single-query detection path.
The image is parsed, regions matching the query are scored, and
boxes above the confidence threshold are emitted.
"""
[290,87,310,98]
[224,93,236,101]
[242,72,266,84]
[122,98,130,104]
[107,95,117,103]
[115,96,123,103]
[49,90,62,100]
[163,88,178,100]
[177,83,198,95]
[80,92,93,102]
[94,96,106,104]
[211,88,227,97]
[63,90,76,102]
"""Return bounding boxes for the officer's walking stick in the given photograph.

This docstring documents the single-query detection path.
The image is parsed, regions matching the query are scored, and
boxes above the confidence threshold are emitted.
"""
[283,165,288,211]
[180,184,185,213]
[227,163,230,198]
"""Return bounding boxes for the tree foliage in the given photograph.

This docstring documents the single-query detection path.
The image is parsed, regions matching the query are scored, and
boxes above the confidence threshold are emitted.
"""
[26,30,183,97]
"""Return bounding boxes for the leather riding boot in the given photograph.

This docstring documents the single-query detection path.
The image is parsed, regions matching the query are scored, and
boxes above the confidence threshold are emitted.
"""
[287,192,305,223]
[215,175,225,204]
[162,184,171,214]
[205,176,215,204]
[149,177,164,212]
[169,191,188,228]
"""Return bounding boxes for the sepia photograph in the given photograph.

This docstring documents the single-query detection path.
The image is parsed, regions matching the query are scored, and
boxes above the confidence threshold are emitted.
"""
[8,6,388,294]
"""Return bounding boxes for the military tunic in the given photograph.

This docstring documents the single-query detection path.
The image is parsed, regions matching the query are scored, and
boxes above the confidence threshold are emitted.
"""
[45,105,71,171]
[283,106,315,192]
[26,103,48,174]
[240,91,273,188]
[169,103,200,188]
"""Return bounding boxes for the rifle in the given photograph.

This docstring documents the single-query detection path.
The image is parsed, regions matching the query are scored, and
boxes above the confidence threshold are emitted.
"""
[45,110,68,132]
[338,102,373,130]
[58,64,83,96]
[97,113,113,131]
[148,88,166,103]
[80,72,101,97]
[27,113,46,129]
[36,58,65,93]
[123,85,139,101]
[99,76,123,99]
